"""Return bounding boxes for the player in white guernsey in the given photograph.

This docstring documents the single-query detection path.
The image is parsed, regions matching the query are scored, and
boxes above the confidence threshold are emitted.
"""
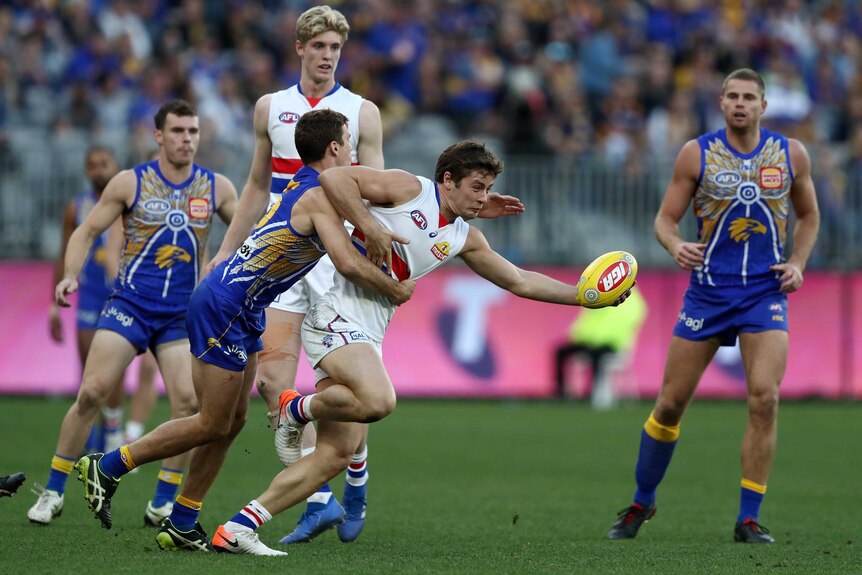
[213,141,630,552]
[205,5,387,543]
[607,69,819,544]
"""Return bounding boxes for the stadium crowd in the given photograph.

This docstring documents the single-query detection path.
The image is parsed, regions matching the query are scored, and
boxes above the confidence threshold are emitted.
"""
[1,0,861,263]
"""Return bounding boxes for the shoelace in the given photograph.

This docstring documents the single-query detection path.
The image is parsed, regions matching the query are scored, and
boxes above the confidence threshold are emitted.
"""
[616,505,643,524]
[743,519,770,534]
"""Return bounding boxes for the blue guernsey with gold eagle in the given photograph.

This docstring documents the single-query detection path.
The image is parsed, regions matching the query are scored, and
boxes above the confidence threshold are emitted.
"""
[115,160,215,307]
[189,165,327,371]
[205,165,326,311]
[694,127,793,287]
[74,190,112,330]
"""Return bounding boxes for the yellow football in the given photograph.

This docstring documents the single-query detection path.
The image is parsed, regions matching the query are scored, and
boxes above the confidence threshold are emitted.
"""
[575,251,638,309]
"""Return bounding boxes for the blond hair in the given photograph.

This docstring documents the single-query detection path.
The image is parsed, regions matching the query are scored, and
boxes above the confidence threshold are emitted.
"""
[296,5,350,45]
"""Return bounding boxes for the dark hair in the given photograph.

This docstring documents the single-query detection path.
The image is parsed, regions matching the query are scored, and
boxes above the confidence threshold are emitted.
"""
[721,68,766,97]
[154,100,197,130]
[434,140,504,184]
[295,109,349,164]
[85,144,115,162]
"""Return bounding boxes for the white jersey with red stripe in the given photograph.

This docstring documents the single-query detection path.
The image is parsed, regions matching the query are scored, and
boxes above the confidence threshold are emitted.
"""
[312,176,470,342]
[267,83,363,313]
[268,83,362,204]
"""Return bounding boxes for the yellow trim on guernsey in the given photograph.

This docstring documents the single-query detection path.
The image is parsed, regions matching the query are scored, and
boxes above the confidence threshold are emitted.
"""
[741,478,767,494]
[51,455,75,474]
[644,413,681,442]
[176,495,203,511]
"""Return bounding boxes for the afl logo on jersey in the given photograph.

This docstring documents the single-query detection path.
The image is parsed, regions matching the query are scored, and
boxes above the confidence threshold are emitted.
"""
[279,111,300,124]
[410,210,428,230]
[713,171,742,187]
[143,199,171,214]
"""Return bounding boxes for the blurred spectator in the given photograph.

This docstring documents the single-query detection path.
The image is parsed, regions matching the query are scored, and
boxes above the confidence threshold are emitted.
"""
[555,289,647,409]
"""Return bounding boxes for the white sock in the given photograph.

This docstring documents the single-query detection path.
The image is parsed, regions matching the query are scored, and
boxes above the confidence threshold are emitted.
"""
[125,421,145,442]
[346,446,369,487]
[225,499,272,533]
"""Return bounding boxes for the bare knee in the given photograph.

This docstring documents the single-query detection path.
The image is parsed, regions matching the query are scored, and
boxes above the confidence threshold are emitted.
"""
[653,394,687,425]
[75,379,111,413]
[361,391,396,423]
[168,391,199,418]
[748,387,779,424]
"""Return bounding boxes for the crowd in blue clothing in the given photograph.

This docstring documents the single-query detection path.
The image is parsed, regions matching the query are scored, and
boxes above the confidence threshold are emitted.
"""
[2,1,862,264]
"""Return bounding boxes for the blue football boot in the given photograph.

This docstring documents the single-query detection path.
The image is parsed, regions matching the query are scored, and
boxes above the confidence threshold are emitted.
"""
[337,482,367,543]
[278,496,345,544]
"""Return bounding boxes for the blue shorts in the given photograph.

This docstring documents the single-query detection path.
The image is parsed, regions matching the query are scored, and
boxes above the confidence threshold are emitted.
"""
[97,291,188,353]
[77,284,112,331]
[187,281,264,372]
[673,280,788,346]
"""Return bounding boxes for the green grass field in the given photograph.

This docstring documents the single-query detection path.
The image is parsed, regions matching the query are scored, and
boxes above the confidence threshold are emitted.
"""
[2,397,860,574]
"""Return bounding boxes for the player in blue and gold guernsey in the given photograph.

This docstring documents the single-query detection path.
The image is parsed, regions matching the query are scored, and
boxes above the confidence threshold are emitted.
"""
[80,109,413,554]
[607,69,820,543]
[29,101,238,532]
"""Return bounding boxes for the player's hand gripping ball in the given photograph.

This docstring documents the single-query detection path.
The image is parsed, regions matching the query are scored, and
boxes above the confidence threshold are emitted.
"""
[575,251,638,308]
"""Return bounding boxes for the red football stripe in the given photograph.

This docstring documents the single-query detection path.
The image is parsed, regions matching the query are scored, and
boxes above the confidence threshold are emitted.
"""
[351,230,410,281]
[243,506,263,525]
[271,157,303,174]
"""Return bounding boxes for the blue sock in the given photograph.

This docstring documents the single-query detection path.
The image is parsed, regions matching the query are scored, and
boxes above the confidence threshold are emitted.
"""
[633,417,679,506]
[46,454,76,494]
[152,467,183,507]
[227,509,258,530]
[170,497,202,532]
[738,481,766,523]
[99,448,129,479]
[85,424,104,453]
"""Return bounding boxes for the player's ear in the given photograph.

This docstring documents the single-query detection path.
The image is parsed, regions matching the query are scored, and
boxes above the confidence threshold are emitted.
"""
[443,171,453,190]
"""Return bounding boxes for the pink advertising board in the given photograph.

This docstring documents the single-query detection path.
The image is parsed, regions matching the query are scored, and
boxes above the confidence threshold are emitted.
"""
[0,262,855,399]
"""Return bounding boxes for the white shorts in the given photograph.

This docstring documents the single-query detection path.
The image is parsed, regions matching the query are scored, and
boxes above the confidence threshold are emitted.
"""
[269,255,337,313]
[301,295,382,384]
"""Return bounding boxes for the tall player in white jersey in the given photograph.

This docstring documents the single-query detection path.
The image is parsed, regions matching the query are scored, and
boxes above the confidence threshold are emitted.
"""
[205,5,384,543]
[210,140,631,554]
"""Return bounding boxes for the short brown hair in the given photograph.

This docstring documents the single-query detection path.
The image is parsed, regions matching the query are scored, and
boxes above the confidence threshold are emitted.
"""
[154,100,197,130]
[721,68,766,97]
[296,5,349,45]
[434,140,504,184]
[295,108,349,164]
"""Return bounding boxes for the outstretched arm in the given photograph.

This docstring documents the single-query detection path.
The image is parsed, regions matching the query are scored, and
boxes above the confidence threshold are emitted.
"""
[458,227,581,305]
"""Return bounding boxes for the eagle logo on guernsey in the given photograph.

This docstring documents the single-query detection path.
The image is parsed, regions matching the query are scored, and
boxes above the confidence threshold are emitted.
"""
[728,218,767,242]
[155,245,192,269]
[188,198,210,219]
[431,241,451,261]
[410,210,428,229]
[760,167,782,189]
[279,111,300,124]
